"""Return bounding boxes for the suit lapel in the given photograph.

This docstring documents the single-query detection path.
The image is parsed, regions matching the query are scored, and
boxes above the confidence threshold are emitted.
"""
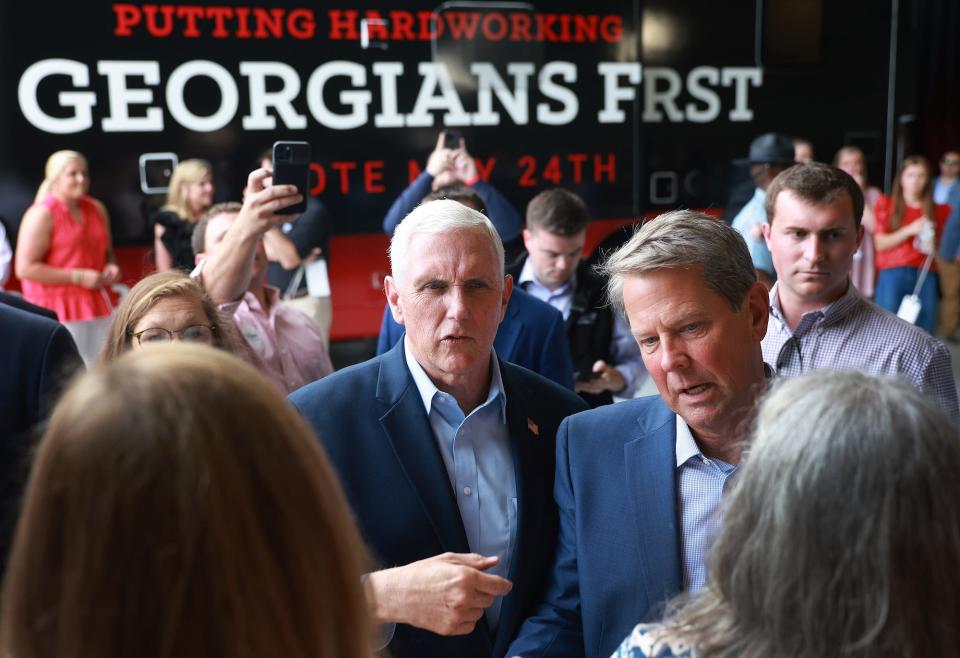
[376,343,470,554]
[623,406,683,614]
[493,297,521,364]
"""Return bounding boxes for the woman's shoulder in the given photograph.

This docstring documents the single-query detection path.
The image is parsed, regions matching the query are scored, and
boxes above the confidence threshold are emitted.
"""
[152,209,187,228]
[611,623,693,658]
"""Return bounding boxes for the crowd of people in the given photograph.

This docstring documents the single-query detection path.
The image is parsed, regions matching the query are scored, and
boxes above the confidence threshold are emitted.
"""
[1,132,959,658]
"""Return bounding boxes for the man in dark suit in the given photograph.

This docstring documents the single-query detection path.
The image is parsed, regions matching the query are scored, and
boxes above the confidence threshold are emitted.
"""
[0,296,83,570]
[376,286,575,390]
[290,200,587,658]
[507,211,770,658]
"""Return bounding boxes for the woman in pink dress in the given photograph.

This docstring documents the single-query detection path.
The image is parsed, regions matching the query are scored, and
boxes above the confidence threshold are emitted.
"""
[834,146,881,297]
[15,150,121,363]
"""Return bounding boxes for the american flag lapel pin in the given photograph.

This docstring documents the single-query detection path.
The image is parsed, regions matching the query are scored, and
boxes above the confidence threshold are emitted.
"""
[527,418,539,436]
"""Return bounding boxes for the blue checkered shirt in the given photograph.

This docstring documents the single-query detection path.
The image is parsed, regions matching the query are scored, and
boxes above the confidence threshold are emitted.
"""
[762,282,960,424]
[676,417,738,591]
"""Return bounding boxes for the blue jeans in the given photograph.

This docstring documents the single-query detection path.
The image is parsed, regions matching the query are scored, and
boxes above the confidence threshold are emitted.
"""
[875,266,939,334]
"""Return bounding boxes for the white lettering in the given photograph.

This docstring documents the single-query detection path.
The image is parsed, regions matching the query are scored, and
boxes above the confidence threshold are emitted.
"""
[471,62,534,126]
[240,62,306,130]
[372,62,405,128]
[306,60,372,130]
[18,59,97,134]
[98,60,163,132]
[537,61,578,125]
[721,67,762,121]
[405,62,470,128]
[642,67,684,122]
[597,62,641,123]
[166,60,239,132]
[684,66,721,123]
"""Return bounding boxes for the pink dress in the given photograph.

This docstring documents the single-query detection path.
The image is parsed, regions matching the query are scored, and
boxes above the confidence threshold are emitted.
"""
[21,194,112,321]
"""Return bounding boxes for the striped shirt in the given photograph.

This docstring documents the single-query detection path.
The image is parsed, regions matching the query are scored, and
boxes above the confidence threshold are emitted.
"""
[762,282,960,424]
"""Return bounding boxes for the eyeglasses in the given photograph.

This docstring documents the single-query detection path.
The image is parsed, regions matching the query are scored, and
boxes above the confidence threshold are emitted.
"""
[943,158,960,165]
[132,324,215,346]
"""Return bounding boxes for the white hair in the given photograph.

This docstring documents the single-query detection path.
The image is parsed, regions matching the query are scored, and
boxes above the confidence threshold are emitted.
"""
[389,199,504,284]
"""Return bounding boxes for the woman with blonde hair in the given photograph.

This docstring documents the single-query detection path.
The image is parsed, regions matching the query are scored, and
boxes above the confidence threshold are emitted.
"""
[100,270,241,360]
[1,344,375,658]
[834,146,880,296]
[15,150,121,363]
[153,158,214,271]
[613,370,960,657]
[873,155,951,333]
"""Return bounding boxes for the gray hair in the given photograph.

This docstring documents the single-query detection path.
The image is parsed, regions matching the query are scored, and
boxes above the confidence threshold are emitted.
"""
[601,210,756,315]
[389,199,504,285]
[653,370,960,657]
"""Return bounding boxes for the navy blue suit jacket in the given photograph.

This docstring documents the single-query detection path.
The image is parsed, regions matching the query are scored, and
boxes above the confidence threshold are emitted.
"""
[376,287,575,390]
[289,343,587,658]
[0,301,82,570]
[507,396,683,658]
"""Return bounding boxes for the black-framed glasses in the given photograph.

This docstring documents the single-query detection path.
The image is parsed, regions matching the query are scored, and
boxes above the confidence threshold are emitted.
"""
[132,324,215,346]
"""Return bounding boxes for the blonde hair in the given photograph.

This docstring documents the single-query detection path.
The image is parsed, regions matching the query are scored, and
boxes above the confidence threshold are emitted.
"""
[162,159,212,221]
[34,150,86,203]
[1,344,375,658]
[100,271,236,361]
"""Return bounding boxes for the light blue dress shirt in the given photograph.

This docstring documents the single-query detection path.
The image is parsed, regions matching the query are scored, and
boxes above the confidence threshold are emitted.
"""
[404,339,518,631]
[517,258,647,397]
[731,187,776,279]
[675,416,739,591]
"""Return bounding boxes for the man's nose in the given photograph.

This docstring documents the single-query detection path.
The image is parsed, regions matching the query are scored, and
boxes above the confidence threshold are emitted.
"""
[804,236,824,262]
[659,336,689,372]
[444,286,469,318]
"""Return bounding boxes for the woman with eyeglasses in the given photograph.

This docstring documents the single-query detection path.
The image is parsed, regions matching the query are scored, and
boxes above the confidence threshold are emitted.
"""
[100,270,245,361]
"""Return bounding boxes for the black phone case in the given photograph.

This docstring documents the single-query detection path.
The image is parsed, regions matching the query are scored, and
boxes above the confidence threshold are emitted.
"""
[273,141,311,215]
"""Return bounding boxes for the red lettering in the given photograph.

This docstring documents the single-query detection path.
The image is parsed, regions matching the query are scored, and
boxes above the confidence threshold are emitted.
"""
[557,13,572,42]
[287,8,315,39]
[510,13,532,41]
[113,3,141,36]
[328,9,359,39]
[389,10,415,40]
[542,156,562,184]
[310,163,327,195]
[481,13,508,41]
[446,11,481,39]
[175,5,203,37]
[518,156,537,187]
[408,159,423,183]
[363,10,389,41]
[594,153,616,183]
[143,4,175,37]
[536,14,560,41]
[568,153,588,183]
[331,161,356,194]
[474,157,496,183]
[205,6,233,38]
[364,161,385,193]
[417,11,441,39]
[573,15,598,42]
[254,8,284,38]
[235,7,251,38]
[600,15,622,43]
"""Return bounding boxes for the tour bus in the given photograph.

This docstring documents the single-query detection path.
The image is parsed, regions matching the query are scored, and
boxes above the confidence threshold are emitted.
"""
[0,0,907,343]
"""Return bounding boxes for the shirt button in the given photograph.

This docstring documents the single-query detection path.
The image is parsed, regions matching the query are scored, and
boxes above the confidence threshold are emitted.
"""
[463,486,472,496]
[702,457,711,466]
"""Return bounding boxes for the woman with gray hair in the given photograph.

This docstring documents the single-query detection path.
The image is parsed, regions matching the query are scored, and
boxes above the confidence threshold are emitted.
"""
[612,369,960,658]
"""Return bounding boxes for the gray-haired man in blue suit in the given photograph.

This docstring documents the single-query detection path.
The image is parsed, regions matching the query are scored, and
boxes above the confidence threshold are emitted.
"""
[508,211,771,658]
[290,200,586,658]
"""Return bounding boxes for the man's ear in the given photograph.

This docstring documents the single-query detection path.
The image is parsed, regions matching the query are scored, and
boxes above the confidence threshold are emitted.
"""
[746,280,770,341]
[384,275,403,325]
[761,221,772,247]
[499,274,514,323]
[522,228,533,249]
[856,223,865,250]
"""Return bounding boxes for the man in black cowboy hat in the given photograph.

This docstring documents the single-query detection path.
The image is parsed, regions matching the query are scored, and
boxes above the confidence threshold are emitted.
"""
[730,132,796,286]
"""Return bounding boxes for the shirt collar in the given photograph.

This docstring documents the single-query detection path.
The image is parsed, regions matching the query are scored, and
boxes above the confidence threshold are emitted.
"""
[768,280,860,331]
[403,336,506,421]
[675,416,701,468]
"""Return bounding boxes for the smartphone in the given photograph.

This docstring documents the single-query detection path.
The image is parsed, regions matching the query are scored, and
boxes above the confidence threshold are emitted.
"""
[272,140,311,215]
[575,370,601,382]
[443,129,462,150]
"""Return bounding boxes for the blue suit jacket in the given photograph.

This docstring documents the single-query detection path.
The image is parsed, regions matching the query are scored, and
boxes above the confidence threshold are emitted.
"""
[289,343,588,658]
[937,180,960,260]
[507,396,683,658]
[376,287,575,390]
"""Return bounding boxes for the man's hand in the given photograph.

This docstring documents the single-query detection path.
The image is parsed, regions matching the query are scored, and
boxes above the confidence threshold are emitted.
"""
[574,359,626,395]
[426,132,456,178]
[452,147,479,184]
[365,552,512,636]
[236,168,303,239]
